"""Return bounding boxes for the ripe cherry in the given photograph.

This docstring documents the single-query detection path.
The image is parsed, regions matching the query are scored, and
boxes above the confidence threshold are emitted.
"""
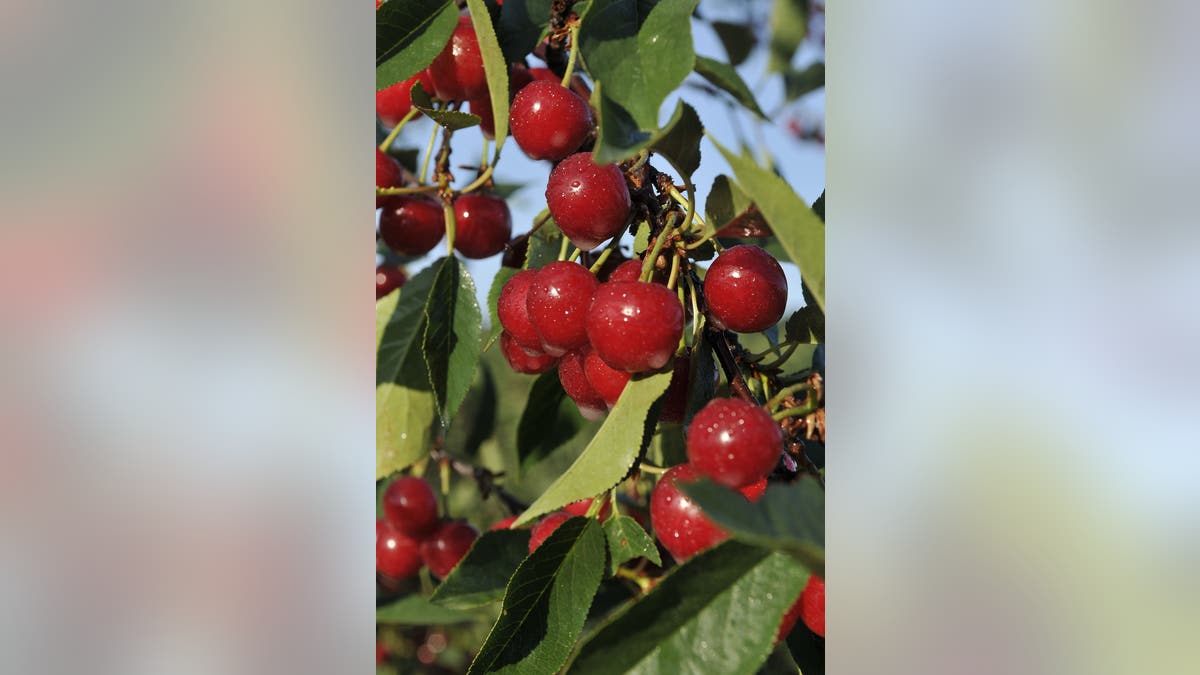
[499,332,558,374]
[586,281,684,372]
[558,348,607,420]
[376,519,422,580]
[510,81,594,161]
[658,356,692,423]
[607,259,664,284]
[428,18,487,101]
[378,196,445,256]
[527,261,599,356]
[650,463,733,562]
[528,511,572,553]
[470,96,495,139]
[376,264,407,300]
[497,270,543,353]
[687,398,782,488]
[454,193,512,259]
[420,520,479,578]
[489,515,519,531]
[376,69,435,127]
[510,65,559,97]
[739,477,768,502]
[376,149,403,207]
[582,348,630,408]
[546,153,631,250]
[563,497,611,520]
[501,235,530,269]
[778,575,825,641]
[383,476,440,539]
[704,245,788,333]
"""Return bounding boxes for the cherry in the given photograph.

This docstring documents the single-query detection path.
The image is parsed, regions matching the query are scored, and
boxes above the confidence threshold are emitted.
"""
[453,193,512,259]
[376,264,407,300]
[420,520,479,578]
[376,519,422,580]
[704,245,788,333]
[428,18,487,101]
[687,398,782,488]
[658,356,692,423]
[510,81,594,161]
[501,235,530,269]
[591,248,629,282]
[563,497,611,520]
[510,65,559,96]
[376,69,435,127]
[378,196,445,256]
[376,149,403,207]
[739,477,768,502]
[382,476,440,539]
[527,261,599,356]
[470,96,495,139]
[499,332,558,374]
[489,515,519,531]
[582,348,630,408]
[778,575,825,641]
[558,348,607,420]
[650,463,733,562]
[528,511,572,553]
[586,281,684,372]
[608,259,660,284]
[497,270,543,353]
[546,153,631,250]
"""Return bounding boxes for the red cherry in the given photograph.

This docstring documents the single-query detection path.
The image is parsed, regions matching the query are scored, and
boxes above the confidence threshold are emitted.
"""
[586,281,684,372]
[527,261,599,356]
[378,196,445,256]
[500,332,558,374]
[528,511,572,553]
[650,464,733,562]
[376,264,407,300]
[420,520,479,578]
[497,270,542,353]
[591,249,629,282]
[546,153,631,250]
[563,497,612,520]
[469,96,495,139]
[739,477,768,502]
[658,356,693,423]
[374,147,403,192]
[454,193,512,259]
[704,245,788,333]
[376,519,422,580]
[779,575,825,641]
[489,515,519,531]
[582,348,630,408]
[510,81,594,161]
[501,235,530,269]
[428,18,487,101]
[687,398,782,488]
[558,348,607,420]
[382,476,440,539]
[376,70,435,127]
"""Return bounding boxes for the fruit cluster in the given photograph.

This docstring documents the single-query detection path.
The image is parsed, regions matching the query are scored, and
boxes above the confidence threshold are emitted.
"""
[376,476,479,581]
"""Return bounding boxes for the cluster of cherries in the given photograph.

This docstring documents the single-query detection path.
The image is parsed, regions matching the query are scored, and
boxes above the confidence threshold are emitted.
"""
[376,476,480,581]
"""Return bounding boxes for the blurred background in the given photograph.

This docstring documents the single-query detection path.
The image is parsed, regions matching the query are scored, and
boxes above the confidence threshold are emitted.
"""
[1,0,1197,673]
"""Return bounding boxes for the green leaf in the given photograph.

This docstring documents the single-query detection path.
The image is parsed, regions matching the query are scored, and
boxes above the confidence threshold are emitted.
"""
[645,424,686,468]
[710,137,825,311]
[411,82,484,130]
[705,174,754,229]
[444,362,498,457]
[693,56,766,119]
[783,61,825,100]
[679,478,824,574]
[517,369,585,469]
[592,92,689,166]
[523,215,565,270]
[498,0,553,64]
[467,0,511,149]
[710,21,756,67]
[603,516,661,575]
[784,283,824,344]
[484,266,519,351]
[567,542,809,675]
[579,0,699,129]
[683,344,718,426]
[377,0,459,90]
[423,257,483,427]
[377,266,439,478]
[377,594,475,625]
[468,517,606,674]
[649,101,703,178]
[431,529,532,609]
[767,0,808,73]
[514,370,673,526]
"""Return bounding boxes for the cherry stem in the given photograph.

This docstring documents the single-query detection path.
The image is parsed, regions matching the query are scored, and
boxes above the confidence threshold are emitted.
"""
[666,252,681,290]
[379,108,417,152]
[377,184,440,196]
[567,246,582,262]
[686,274,704,346]
[641,212,678,282]
[458,163,496,194]
[561,22,581,87]
[608,488,620,516]
[756,342,802,371]
[766,382,814,412]
[430,448,530,513]
[480,138,491,171]
[584,495,604,518]
[637,463,668,475]
[772,400,820,421]
[588,246,614,274]
[557,234,571,261]
[443,201,457,255]
[418,122,440,184]
[660,156,696,237]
